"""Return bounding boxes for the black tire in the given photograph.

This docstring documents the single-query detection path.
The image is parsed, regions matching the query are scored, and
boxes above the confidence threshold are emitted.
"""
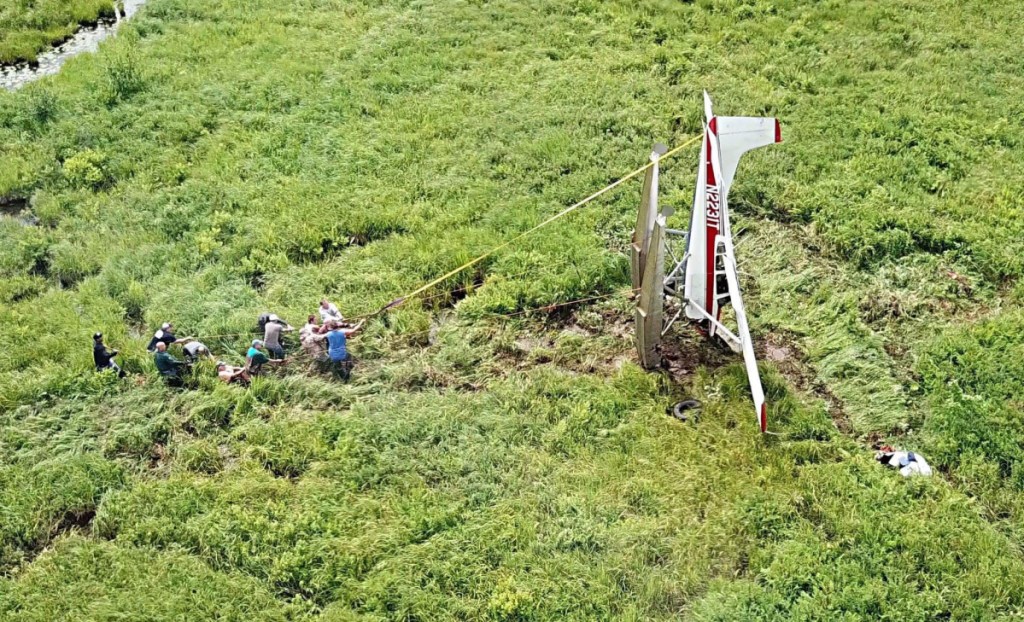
[669,399,702,422]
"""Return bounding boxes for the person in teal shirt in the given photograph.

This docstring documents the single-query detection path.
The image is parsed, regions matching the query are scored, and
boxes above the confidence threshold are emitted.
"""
[246,340,286,376]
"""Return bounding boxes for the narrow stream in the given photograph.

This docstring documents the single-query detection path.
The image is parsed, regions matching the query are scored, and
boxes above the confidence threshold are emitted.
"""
[0,196,38,226]
[1,0,148,91]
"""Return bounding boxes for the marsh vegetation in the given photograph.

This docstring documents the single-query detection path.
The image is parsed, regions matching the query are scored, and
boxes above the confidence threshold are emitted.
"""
[0,0,116,64]
[2,0,1024,619]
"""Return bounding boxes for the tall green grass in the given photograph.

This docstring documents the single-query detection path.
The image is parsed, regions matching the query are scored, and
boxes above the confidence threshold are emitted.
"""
[2,0,1024,618]
[6,349,1024,619]
[0,538,295,620]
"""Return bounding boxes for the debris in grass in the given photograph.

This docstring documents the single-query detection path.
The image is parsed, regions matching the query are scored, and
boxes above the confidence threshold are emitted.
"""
[668,399,701,423]
[875,447,932,477]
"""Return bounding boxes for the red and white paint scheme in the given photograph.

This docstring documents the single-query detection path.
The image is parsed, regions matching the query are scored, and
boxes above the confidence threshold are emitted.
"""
[683,92,781,432]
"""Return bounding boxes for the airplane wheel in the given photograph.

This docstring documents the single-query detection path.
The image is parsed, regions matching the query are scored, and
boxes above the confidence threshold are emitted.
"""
[669,399,702,422]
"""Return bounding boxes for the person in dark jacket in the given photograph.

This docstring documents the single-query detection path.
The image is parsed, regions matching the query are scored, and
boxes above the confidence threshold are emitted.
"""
[93,332,125,378]
[146,322,194,352]
[154,342,186,387]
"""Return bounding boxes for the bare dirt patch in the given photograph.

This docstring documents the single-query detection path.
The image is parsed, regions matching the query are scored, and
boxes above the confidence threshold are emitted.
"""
[758,332,854,435]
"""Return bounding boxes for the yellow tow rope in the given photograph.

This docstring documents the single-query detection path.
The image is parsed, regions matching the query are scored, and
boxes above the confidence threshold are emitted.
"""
[364,134,701,318]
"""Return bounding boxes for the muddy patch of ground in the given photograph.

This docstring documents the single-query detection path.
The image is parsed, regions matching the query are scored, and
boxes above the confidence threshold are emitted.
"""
[758,332,855,435]
[0,195,28,215]
[658,328,736,380]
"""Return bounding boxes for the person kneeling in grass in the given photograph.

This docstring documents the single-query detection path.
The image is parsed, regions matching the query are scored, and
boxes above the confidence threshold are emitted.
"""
[300,315,327,359]
[323,320,363,381]
[245,340,287,376]
[319,299,344,324]
[154,342,186,387]
[183,340,215,364]
[216,361,250,386]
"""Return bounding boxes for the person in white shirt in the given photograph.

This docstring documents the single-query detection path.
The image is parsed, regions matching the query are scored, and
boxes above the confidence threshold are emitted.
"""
[319,299,343,324]
[183,341,214,363]
[300,315,327,359]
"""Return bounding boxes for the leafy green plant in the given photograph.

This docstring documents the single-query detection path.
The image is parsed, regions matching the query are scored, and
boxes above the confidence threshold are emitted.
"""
[62,149,110,190]
[101,45,147,105]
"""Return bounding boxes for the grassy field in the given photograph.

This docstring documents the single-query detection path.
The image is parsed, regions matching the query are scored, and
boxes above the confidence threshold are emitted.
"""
[2,0,1024,619]
[0,0,115,64]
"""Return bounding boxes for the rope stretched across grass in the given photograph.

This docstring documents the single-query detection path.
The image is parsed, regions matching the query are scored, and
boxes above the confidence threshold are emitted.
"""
[358,134,701,320]
[154,136,699,353]
[187,287,641,354]
[374,286,642,344]
[187,262,605,342]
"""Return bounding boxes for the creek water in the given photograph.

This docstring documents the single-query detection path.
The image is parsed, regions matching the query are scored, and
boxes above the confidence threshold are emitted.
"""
[0,196,38,226]
[0,196,28,216]
[1,0,148,91]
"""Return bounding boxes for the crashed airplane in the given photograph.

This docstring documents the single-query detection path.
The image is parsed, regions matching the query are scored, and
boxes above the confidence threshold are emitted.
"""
[633,92,782,432]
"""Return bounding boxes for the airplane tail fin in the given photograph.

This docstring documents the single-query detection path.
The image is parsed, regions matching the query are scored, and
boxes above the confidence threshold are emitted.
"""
[716,116,781,191]
[689,93,781,432]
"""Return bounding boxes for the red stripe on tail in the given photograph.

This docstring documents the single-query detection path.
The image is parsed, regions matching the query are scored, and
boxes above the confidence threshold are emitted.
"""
[704,125,719,315]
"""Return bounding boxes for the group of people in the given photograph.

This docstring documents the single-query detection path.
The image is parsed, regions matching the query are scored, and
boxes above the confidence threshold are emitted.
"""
[92,298,362,387]
[297,300,364,380]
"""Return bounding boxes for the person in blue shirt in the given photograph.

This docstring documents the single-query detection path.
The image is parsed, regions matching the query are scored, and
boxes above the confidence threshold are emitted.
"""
[324,320,362,380]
